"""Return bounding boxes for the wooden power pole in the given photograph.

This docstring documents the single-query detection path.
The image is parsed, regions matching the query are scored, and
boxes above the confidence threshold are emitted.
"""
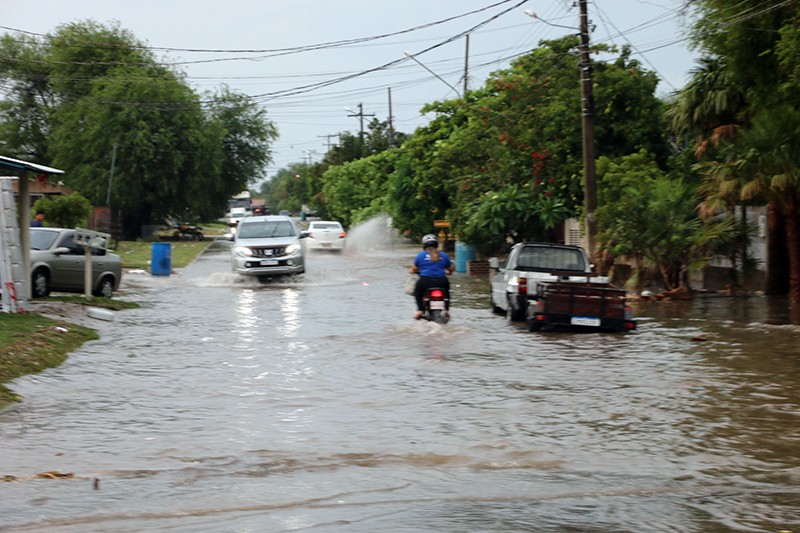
[578,0,597,258]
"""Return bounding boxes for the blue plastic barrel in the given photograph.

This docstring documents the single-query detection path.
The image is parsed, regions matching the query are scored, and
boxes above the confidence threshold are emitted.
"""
[151,242,172,276]
[455,241,476,273]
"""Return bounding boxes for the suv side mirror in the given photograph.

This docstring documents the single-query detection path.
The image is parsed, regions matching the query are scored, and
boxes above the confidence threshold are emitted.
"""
[299,231,309,239]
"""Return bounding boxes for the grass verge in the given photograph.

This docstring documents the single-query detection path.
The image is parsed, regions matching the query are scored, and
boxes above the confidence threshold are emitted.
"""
[0,314,98,409]
[116,240,213,270]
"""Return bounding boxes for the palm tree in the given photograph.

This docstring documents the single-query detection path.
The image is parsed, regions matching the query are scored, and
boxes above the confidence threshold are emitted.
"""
[703,106,800,304]
[666,57,746,158]
[669,56,791,295]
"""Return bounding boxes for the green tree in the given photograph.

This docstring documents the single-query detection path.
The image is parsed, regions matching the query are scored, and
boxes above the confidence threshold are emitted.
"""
[48,63,211,237]
[0,34,52,160]
[597,152,736,292]
[393,37,667,250]
[672,0,800,299]
[322,151,396,227]
[0,21,277,238]
[259,163,314,215]
[207,86,277,189]
[698,105,800,302]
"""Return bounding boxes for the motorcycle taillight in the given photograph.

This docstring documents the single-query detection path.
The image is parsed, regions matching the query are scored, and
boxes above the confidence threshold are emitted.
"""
[430,289,445,299]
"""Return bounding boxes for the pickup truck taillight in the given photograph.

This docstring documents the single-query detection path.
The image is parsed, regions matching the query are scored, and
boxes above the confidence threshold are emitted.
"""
[518,277,527,295]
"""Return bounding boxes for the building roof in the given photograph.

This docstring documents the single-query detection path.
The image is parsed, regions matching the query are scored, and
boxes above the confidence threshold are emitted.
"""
[0,155,64,175]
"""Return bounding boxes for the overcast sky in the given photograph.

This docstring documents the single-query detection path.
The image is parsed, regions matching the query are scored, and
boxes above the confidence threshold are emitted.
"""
[2,0,698,183]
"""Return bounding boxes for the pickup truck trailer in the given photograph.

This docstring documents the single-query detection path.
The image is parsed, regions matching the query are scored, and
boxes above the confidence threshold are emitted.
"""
[526,275,636,332]
[489,242,636,333]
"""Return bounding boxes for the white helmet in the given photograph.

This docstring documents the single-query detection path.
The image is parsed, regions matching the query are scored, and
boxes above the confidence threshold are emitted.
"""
[421,234,438,248]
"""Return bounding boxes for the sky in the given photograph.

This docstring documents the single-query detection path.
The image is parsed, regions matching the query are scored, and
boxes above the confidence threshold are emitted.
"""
[2,0,699,185]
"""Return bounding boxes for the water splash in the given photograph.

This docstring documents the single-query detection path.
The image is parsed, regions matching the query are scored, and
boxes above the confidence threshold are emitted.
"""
[344,214,405,255]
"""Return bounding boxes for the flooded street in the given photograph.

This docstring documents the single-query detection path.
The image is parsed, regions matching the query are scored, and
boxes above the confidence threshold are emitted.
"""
[2,223,799,532]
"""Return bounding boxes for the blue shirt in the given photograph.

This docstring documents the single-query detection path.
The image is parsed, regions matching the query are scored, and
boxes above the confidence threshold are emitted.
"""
[414,250,452,277]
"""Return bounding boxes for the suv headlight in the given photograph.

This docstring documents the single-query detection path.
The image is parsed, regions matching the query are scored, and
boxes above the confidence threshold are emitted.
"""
[285,243,301,255]
[233,246,254,257]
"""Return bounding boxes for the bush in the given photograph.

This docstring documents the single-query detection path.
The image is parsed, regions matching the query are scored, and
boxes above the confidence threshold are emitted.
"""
[32,192,92,228]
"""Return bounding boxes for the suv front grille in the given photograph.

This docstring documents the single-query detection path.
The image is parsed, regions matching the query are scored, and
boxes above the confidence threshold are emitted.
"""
[251,246,287,258]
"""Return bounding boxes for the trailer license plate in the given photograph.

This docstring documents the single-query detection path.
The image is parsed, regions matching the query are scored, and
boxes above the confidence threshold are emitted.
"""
[260,259,278,266]
[430,300,446,310]
[571,316,600,327]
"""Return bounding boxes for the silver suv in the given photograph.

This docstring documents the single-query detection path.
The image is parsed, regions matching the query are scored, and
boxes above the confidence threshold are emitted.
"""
[230,216,307,279]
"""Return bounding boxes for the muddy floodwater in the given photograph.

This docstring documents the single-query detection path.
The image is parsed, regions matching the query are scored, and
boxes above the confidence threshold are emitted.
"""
[2,220,799,532]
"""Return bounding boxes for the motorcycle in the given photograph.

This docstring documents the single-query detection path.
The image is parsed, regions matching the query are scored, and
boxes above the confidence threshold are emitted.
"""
[170,223,204,241]
[421,287,450,324]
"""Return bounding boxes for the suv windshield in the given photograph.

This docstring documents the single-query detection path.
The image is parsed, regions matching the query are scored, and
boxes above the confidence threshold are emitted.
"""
[238,221,296,239]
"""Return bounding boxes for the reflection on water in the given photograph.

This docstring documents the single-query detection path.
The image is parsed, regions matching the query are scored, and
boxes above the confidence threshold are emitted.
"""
[278,288,301,337]
[1,238,798,532]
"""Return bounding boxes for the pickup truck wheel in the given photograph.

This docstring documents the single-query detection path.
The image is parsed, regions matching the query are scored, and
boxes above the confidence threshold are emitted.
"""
[506,297,524,322]
[490,296,503,314]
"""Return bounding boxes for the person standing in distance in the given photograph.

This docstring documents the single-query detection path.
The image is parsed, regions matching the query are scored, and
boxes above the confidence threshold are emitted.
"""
[30,211,45,227]
[409,233,454,320]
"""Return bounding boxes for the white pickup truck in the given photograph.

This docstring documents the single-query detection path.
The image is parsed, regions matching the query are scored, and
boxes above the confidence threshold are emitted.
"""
[489,242,635,332]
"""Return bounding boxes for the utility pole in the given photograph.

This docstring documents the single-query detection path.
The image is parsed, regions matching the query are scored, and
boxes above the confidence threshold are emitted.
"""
[387,88,395,148]
[318,133,339,150]
[463,34,470,97]
[106,141,118,207]
[578,0,597,259]
[346,103,375,143]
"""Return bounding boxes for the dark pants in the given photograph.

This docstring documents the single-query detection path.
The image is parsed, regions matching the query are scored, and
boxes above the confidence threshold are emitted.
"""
[414,276,450,311]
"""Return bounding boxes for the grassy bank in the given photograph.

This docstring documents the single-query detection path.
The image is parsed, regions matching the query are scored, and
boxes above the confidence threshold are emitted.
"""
[116,240,213,270]
[0,237,214,409]
[0,313,98,408]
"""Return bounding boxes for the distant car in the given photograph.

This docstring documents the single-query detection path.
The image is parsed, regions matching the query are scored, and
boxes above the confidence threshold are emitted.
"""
[305,220,346,251]
[227,207,248,234]
[230,215,307,278]
[29,228,122,298]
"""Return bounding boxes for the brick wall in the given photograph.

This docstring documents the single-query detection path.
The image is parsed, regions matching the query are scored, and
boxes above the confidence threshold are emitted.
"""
[467,260,490,276]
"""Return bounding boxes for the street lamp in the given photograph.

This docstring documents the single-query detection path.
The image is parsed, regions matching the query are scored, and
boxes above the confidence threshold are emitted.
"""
[524,9,581,31]
[403,51,461,97]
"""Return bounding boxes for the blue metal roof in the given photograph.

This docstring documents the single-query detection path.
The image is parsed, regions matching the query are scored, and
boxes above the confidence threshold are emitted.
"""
[0,155,64,175]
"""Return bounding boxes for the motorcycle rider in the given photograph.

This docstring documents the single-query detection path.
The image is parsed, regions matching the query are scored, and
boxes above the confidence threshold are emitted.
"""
[409,234,454,320]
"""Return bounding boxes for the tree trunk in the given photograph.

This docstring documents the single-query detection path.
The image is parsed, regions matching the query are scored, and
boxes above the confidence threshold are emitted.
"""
[784,198,800,306]
[766,200,789,295]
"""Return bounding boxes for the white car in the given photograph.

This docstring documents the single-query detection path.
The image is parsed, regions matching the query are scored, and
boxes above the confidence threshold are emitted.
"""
[305,220,346,251]
[230,215,307,278]
[227,207,248,234]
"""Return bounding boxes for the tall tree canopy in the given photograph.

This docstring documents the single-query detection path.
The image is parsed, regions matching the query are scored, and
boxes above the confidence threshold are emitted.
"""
[671,0,800,301]
[0,21,277,237]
